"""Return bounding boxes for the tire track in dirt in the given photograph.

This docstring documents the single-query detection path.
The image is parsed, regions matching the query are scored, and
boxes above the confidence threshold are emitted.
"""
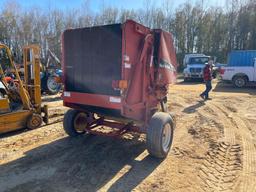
[203,103,237,146]
[210,103,256,192]
[175,96,244,192]
[195,102,243,192]
[199,142,242,192]
[187,111,223,146]
[169,92,253,192]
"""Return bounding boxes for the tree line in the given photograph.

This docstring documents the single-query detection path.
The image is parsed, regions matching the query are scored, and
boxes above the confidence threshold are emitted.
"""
[0,0,255,67]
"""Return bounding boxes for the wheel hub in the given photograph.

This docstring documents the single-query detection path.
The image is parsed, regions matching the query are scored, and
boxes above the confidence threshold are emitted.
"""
[48,78,59,90]
[162,123,171,152]
[27,114,43,129]
[236,78,245,87]
[74,113,88,133]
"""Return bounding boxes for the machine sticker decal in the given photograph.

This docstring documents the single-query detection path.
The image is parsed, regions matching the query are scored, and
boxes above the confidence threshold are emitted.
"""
[123,55,130,62]
[159,59,176,72]
[64,91,71,97]
[109,96,121,103]
[124,63,131,68]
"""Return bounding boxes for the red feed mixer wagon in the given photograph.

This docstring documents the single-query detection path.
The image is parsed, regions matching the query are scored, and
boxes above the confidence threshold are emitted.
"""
[62,20,178,158]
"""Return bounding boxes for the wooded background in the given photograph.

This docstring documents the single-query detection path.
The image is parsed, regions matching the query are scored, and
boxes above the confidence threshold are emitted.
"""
[0,0,255,66]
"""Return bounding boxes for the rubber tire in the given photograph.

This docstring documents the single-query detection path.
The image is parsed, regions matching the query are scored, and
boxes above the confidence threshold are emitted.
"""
[169,112,176,130]
[46,76,61,95]
[232,76,247,88]
[63,109,85,137]
[147,112,175,158]
[27,114,43,129]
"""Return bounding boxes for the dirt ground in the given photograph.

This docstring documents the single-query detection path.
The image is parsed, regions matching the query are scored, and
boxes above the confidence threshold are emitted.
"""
[0,80,255,192]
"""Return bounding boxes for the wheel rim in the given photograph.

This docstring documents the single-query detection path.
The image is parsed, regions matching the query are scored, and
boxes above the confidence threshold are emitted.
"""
[47,77,60,92]
[28,114,42,129]
[162,123,172,152]
[235,78,245,87]
[73,113,88,133]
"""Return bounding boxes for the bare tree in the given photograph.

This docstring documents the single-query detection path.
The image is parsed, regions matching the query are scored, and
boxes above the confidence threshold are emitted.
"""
[0,0,255,65]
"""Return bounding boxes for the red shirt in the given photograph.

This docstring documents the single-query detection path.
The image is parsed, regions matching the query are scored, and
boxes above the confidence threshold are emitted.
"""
[203,65,212,81]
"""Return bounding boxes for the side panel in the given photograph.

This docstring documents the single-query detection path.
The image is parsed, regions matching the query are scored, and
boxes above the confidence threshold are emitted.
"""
[222,66,254,81]
[63,24,122,96]
[155,30,178,85]
[121,21,153,121]
[228,50,256,67]
[63,91,121,110]
[0,110,32,134]
[121,21,178,122]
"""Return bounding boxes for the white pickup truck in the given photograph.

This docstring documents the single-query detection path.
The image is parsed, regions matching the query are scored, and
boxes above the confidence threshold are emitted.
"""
[221,50,256,88]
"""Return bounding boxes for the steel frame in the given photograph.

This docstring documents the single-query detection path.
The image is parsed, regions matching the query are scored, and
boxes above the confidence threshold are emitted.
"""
[83,114,143,137]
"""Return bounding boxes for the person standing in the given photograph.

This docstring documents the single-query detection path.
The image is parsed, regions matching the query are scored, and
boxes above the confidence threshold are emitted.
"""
[200,60,213,100]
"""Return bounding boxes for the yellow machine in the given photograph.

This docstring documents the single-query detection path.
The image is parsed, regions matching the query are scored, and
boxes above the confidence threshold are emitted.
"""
[0,44,48,134]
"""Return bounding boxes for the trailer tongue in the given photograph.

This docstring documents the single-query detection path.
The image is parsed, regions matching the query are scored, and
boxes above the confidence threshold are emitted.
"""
[62,20,178,158]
